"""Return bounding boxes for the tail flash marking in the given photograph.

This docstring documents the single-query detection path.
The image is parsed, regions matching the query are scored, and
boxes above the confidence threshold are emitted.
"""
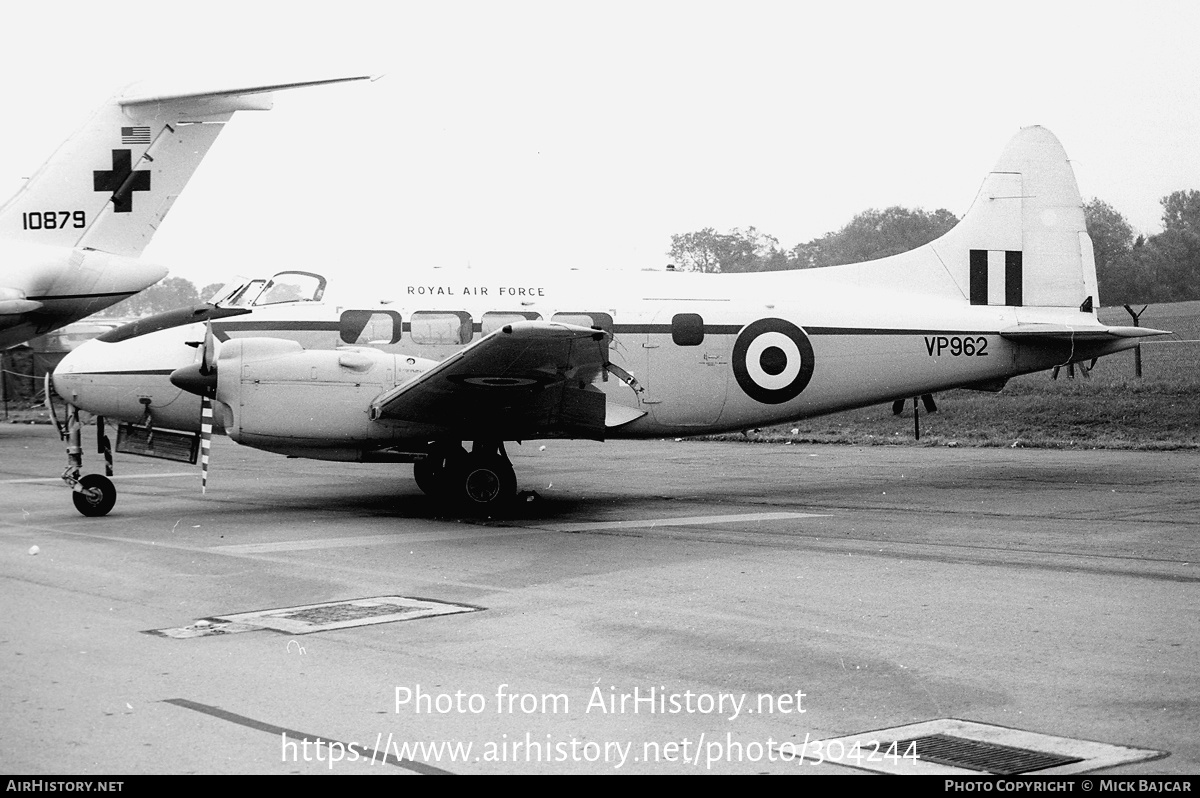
[969,249,1024,307]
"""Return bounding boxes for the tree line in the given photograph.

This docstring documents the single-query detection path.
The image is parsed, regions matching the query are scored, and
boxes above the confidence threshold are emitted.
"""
[668,190,1200,306]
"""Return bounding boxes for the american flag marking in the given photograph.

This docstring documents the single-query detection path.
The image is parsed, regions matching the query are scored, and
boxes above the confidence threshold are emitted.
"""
[121,126,151,145]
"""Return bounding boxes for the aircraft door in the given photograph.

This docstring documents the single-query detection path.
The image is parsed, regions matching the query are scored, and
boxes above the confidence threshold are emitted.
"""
[642,309,729,426]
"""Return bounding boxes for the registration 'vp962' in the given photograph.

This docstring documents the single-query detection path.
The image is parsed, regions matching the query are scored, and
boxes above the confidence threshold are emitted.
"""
[924,336,989,357]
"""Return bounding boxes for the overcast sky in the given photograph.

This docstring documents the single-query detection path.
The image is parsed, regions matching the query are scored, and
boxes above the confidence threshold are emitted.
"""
[2,1,1198,289]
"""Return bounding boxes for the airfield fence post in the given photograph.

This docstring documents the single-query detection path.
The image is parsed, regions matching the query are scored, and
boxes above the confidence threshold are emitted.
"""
[1123,304,1147,378]
[1,350,8,420]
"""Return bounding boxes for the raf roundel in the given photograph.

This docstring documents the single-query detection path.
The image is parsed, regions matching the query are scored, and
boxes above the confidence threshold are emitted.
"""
[732,318,815,404]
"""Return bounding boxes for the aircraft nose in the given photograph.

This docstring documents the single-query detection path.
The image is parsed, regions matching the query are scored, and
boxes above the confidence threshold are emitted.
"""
[52,339,92,397]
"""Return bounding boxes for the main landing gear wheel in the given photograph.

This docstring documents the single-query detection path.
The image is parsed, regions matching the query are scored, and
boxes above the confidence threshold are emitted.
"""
[413,444,468,497]
[454,452,517,513]
[72,474,116,517]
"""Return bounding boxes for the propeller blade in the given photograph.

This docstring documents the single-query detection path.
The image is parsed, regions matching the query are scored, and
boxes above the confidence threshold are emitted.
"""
[200,393,213,494]
[201,321,217,376]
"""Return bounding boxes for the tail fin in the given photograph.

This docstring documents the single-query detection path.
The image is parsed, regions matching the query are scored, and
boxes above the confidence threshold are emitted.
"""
[0,76,370,258]
[929,126,1098,310]
[839,127,1099,313]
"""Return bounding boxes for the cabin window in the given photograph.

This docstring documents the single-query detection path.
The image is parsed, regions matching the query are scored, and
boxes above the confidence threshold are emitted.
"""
[672,313,704,346]
[410,311,473,345]
[482,311,542,335]
[552,312,615,335]
[340,310,402,345]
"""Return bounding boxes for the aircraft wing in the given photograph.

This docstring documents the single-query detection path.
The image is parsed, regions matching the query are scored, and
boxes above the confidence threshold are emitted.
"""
[369,321,614,440]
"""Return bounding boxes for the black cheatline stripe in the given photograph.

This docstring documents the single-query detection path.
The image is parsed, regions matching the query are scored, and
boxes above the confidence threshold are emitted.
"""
[610,324,993,337]
[804,327,993,336]
[215,321,341,332]
[199,319,996,341]
[209,319,991,338]
[67,369,176,376]
[27,291,138,301]
[162,698,452,775]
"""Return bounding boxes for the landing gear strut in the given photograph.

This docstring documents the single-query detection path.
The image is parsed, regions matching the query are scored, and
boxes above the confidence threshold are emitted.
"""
[59,401,117,517]
[414,440,517,512]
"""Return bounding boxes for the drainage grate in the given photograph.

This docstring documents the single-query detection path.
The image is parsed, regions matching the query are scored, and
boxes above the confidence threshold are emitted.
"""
[215,596,481,634]
[895,733,1083,775]
[275,602,411,625]
[148,596,482,637]
[788,719,1166,775]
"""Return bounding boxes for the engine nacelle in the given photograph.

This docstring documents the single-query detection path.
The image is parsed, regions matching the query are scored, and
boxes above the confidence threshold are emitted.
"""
[213,338,435,456]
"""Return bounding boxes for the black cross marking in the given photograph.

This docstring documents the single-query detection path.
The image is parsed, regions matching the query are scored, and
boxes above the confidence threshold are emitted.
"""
[93,149,151,213]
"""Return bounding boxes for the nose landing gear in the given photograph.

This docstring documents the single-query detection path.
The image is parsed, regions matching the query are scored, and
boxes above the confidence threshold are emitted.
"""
[55,397,118,517]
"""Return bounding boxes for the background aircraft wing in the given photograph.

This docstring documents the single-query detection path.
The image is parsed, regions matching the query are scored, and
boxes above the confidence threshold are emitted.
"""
[369,321,612,440]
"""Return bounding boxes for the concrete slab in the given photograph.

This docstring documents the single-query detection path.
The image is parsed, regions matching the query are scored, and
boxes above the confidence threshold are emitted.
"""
[2,423,1197,773]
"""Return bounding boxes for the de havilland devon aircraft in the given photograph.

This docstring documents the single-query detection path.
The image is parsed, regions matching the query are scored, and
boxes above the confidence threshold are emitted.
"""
[52,126,1167,516]
[0,75,369,350]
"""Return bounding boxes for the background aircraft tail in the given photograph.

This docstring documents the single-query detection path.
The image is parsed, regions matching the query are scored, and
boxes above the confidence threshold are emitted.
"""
[0,77,369,258]
[840,126,1099,312]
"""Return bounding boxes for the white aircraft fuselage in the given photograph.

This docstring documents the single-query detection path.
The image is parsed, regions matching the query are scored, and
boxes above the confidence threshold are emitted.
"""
[50,126,1167,513]
[0,241,166,349]
[55,267,1142,444]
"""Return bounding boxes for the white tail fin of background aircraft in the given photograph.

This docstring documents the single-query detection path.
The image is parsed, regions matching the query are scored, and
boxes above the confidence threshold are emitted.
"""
[0,76,371,258]
[0,76,371,350]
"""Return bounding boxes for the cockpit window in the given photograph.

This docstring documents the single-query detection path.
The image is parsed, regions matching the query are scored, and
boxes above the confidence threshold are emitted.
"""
[206,276,253,305]
[222,280,267,307]
[209,271,327,308]
[254,271,326,305]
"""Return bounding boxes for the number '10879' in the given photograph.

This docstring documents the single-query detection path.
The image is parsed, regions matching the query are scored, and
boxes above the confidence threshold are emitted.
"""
[22,211,86,230]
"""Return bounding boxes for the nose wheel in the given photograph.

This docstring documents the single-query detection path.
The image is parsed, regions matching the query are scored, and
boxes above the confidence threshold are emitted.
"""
[72,474,117,517]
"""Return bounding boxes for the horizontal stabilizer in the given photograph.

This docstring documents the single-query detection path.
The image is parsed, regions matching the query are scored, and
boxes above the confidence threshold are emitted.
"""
[0,74,373,258]
[999,324,1169,342]
[118,75,374,117]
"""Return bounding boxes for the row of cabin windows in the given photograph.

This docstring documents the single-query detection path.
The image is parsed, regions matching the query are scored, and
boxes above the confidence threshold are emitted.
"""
[339,310,707,347]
